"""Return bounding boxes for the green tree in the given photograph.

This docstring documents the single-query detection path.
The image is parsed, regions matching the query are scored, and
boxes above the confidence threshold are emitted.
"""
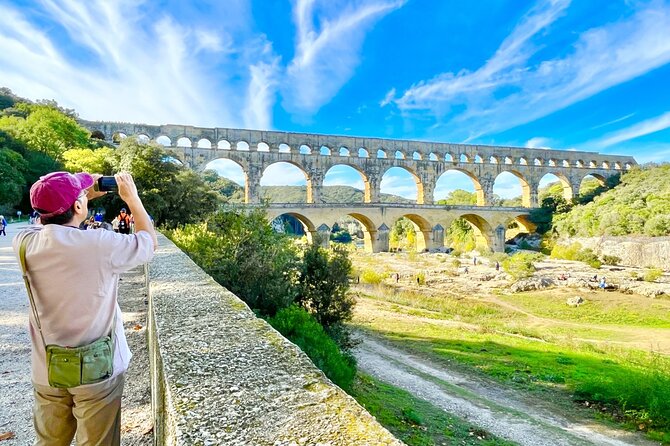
[62,147,116,174]
[167,209,300,315]
[0,104,90,160]
[437,189,477,205]
[296,244,354,329]
[0,148,28,206]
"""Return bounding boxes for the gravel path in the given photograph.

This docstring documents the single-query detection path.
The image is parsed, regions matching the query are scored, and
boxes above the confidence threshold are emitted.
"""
[0,223,152,445]
[354,333,658,446]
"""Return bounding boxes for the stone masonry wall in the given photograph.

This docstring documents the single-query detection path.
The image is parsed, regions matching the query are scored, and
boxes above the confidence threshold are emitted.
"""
[147,233,403,445]
[563,236,670,270]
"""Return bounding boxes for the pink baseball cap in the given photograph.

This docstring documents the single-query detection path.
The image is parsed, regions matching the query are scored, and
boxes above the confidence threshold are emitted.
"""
[30,171,95,218]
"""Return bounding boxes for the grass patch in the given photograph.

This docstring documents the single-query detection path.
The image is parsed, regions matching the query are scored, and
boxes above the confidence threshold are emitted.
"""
[350,373,516,446]
[353,297,670,441]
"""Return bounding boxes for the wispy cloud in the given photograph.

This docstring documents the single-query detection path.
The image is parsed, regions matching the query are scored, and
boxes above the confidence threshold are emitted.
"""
[591,111,670,148]
[283,0,405,116]
[525,137,552,149]
[590,113,635,130]
[391,1,670,140]
[0,1,254,127]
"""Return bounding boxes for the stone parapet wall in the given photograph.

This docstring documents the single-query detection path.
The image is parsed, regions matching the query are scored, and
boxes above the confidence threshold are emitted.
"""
[563,236,670,270]
[147,233,403,445]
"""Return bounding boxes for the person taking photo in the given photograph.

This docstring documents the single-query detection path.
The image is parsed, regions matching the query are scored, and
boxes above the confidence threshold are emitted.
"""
[13,171,157,445]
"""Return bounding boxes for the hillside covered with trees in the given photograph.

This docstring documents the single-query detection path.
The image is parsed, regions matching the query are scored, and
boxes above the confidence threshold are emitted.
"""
[552,165,670,237]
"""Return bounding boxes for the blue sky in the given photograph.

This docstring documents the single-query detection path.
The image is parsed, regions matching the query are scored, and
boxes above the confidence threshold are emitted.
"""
[1,0,670,200]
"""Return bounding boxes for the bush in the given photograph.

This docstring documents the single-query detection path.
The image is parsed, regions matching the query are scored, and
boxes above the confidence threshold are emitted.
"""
[297,244,354,329]
[361,269,385,285]
[416,272,426,285]
[551,242,583,260]
[644,268,663,283]
[576,248,602,269]
[452,259,461,268]
[268,305,356,390]
[602,255,622,266]
[502,252,543,280]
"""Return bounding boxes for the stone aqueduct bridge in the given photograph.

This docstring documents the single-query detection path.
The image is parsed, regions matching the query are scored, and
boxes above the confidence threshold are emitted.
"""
[81,120,637,252]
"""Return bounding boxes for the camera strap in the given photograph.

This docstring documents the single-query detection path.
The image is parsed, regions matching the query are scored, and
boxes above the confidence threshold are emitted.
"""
[19,232,116,350]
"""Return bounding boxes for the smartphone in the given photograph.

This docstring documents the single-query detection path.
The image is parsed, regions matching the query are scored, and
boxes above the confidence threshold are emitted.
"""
[94,176,118,192]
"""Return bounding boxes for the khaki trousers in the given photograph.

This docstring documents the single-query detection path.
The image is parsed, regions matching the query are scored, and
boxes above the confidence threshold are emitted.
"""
[32,374,124,446]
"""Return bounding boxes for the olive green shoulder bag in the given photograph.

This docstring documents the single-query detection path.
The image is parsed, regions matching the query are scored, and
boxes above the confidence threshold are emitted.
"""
[19,234,115,388]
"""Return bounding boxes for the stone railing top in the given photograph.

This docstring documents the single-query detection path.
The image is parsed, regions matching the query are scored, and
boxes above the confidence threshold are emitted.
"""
[253,203,530,212]
[149,233,402,445]
[80,119,637,164]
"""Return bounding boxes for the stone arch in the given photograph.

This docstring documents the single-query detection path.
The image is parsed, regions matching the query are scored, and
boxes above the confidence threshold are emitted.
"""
[278,143,291,153]
[533,157,543,166]
[323,164,370,203]
[429,153,438,161]
[602,161,610,169]
[204,157,247,200]
[452,213,494,251]
[156,135,172,147]
[176,136,192,147]
[412,151,422,160]
[218,140,232,150]
[272,212,318,244]
[380,166,424,204]
[494,170,531,207]
[377,149,387,158]
[504,156,513,165]
[445,153,455,162]
[112,132,127,144]
[358,148,369,158]
[460,154,469,163]
[539,172,573,202]
[506,214,536,235]
[348,212,377,252]
[260,161,311,203]
[394,150,405,160]
[237,141,250,151]
[339,147,350,156]
[436,168,485,205]
[90,130,105,140]
[257,142,270,152]
[401,214,433,252]
[299,145,312,155]
[197,138,212,149]
[519,157,528,166]
[320,145,331,156]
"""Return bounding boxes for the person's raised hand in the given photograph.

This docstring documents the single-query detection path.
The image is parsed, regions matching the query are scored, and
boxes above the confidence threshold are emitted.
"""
[86,174,108,200]
[115,172,140,204]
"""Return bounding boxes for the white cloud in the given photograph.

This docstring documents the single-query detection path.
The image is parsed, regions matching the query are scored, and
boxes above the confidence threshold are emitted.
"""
[380,168,418,199]
[380,88,396,107]
[591,111,670,148]
[0,1,274,128]
[590,113,635,130]
[525,137,552,149]
[283,0,405,115]
[393,1,670,139]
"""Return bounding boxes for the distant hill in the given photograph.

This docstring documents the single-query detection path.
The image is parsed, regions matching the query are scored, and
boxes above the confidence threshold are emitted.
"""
[215,180,412,204]
[553,164,670,237]
[260,185,412,204]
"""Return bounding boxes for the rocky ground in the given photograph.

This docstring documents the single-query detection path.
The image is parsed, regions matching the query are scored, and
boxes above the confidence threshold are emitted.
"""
[0,224,152,446]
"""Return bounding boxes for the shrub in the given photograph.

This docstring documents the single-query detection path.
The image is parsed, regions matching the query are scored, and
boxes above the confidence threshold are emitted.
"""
[551,242,583,260]
[502,252,543,280]
[452,259,461,268]
[644,268,663,283]
[451,249,461,258]
[576,249,602,269]
[416,272,426,285]
[602,255,622,266]
[361,269,385,285]
[268,305,356,390]
[296,244,354,329]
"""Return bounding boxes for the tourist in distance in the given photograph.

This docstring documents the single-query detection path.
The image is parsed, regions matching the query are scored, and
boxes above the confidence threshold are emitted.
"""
[0,214,7,236]
[117,208,131,234]
[13,171,157,445]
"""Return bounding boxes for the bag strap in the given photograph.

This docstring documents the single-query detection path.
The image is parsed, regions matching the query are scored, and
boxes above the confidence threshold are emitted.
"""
[19,233,47,348]
[19,232,117,348]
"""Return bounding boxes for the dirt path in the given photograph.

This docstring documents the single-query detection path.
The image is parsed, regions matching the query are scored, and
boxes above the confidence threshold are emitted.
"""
[353,333,658,446]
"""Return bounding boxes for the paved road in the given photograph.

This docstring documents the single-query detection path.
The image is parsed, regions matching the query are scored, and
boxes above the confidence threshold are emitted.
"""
[0,223,34,444]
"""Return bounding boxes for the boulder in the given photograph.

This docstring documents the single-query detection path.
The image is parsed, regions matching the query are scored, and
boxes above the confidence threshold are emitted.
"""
[566,296,585,307]
[511,277,555,292]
